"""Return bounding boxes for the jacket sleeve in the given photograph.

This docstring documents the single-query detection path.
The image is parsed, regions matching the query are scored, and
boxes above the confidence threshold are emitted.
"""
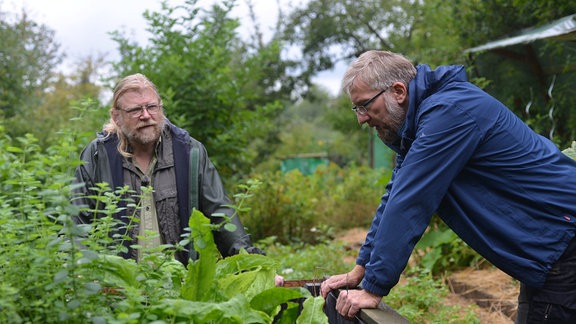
[196,144,263,257]
[72,140,113,225]
[361,98,482,297]
[72,142,99,225]
[357,164,399,266]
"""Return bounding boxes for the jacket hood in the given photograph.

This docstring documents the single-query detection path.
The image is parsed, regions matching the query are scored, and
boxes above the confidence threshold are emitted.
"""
[410,64,467,109]
[401,64,468,152]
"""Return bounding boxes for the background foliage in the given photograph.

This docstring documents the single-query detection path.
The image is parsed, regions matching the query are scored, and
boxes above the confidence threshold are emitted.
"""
[245,164,389,244]
[109,0,290,176]
[282,0,576,147]
[0,124,326,323]
[2,0,576,321]
[4,0,574,165]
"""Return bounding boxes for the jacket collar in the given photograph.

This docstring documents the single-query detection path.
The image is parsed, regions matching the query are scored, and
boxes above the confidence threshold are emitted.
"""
[392,64,467,155]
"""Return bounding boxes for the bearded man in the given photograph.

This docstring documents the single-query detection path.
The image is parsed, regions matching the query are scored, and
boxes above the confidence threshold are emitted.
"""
[73,73,264,265]
[320,51,576,323]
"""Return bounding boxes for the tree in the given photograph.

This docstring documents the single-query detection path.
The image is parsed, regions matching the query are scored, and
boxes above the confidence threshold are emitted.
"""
[458,0,576,146]
[34,56,106,146]
[283,0,576,146]
[0,9,62,119]
[109,0,301,177]
[283,0,411,81]
[283,0,575,71]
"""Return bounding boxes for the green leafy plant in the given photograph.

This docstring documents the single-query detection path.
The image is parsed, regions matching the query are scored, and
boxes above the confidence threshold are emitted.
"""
[246,164,390,244]
[386,268,480,323]
[0,123,328,323]
[262,239,356,281]
[563,141,576,159]
[413,216,483,276]
[86,209,327,323]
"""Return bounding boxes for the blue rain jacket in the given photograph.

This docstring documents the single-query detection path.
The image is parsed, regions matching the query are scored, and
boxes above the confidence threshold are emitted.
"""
[358,64,576,297]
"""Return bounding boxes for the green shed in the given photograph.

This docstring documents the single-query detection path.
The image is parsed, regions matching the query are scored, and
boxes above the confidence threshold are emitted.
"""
[281,153,329,175]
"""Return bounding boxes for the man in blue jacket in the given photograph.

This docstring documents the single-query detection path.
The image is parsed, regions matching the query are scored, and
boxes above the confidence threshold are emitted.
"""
[320,50,576,323]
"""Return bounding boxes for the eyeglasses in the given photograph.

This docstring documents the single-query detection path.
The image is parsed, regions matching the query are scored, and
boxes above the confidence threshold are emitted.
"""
[120,103,162,118]
[351,87,389,115]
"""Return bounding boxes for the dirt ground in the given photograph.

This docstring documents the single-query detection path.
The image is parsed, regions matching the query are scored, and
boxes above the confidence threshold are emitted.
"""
[335,228,518,323]
[447,268,518,323]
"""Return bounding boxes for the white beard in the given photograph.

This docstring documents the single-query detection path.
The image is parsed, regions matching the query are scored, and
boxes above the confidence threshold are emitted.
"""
[376,97,405,145]
[122,119,165,146]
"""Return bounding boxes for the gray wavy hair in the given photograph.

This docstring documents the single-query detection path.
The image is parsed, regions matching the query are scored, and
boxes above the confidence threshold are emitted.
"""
[341,50,416,95]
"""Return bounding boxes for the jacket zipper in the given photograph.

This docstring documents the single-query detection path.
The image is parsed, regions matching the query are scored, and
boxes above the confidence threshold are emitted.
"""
[543,303,552,322]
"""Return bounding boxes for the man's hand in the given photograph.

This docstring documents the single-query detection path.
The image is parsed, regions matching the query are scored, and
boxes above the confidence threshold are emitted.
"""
[335,289,381,319]
[320,265,365,298]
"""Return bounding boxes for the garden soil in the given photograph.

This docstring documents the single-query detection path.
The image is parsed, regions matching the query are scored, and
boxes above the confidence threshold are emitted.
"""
[335,228,518,323]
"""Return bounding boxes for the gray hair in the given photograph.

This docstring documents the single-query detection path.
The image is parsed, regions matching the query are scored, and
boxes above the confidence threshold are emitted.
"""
[341,50,417,95]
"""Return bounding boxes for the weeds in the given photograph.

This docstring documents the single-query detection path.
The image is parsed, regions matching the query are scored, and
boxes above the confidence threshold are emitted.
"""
[246,164,390,244]
[0,122,327,323]
[261,239,356,280]
[386,268,480,323]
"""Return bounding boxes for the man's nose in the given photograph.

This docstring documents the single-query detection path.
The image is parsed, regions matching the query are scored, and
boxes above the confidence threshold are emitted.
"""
[356,113,370,125]
[140,108,152,119]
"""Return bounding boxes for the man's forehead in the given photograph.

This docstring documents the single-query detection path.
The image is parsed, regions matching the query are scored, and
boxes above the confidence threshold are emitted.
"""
[350,83,375,102]
[119,88,157,103]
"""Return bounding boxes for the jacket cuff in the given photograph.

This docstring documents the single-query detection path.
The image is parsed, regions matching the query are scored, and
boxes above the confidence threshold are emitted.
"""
[361,277,390,297]
[245,246,265,255]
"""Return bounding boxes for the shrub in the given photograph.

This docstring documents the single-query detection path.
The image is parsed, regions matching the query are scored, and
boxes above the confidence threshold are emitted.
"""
[0,124,327,323]
[245,163,390,244]
[261,239,356,281]
[386,268,480,323]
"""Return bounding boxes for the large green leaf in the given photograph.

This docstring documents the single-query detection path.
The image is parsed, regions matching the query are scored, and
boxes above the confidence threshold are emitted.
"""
[250,287,307,315]
[214,244,281,300]
[415,227,454,250]
[181,209,219,301]
[216,252,280,275]
[297,296,328,324]
[218,266,277,301]
[97,254,141,289]
[152,294,270,323]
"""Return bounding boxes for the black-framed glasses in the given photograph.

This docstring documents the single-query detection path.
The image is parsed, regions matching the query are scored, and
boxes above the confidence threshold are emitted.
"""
[351,87,389,115]
[120,103,162,118]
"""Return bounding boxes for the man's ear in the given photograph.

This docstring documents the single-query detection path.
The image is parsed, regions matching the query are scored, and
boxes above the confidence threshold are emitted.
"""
[390,81,408,105]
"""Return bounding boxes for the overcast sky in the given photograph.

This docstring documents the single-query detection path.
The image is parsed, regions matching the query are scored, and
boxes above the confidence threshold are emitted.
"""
[4,0,343,95]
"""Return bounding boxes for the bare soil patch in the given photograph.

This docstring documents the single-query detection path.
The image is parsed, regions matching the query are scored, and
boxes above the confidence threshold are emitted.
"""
[448,268,518,323]
[334,228,518,323]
